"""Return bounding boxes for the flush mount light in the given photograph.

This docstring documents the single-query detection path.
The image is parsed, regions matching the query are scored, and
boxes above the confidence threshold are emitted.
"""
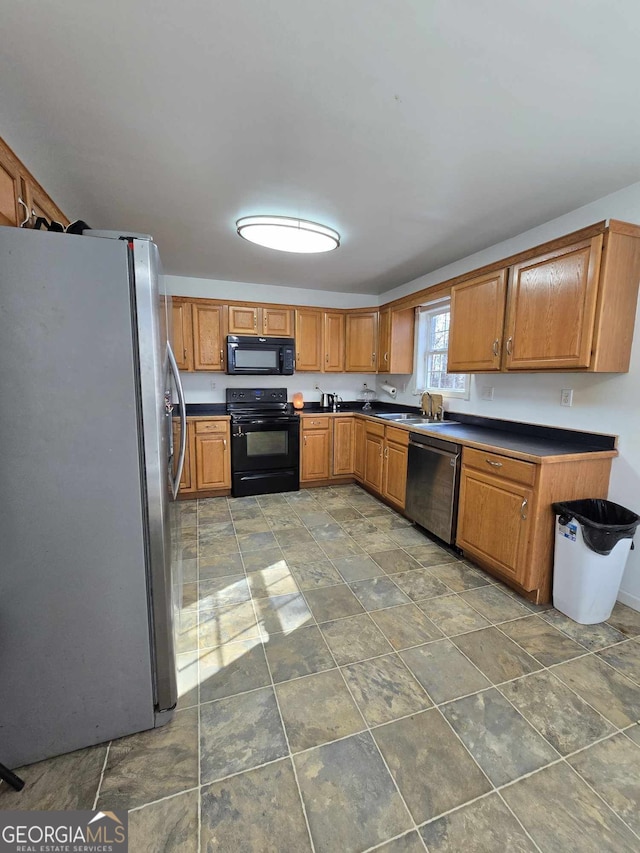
[236,215,340,253]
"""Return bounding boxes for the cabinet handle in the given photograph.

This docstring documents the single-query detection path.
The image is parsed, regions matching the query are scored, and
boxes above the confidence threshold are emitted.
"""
[506,337,513,355]
[492,339,499,357]
[304,435,307,446]
[17,197,30,228]
[297,352,300,361]
[183,348,188,360]
[384,352,389,363]
[486,459,503,468]
[379,445,382,458]
[326,353,329,363]
[384,446,389,459]
[219,349,224,363]
[254,314,257,328]
[223,438,227,449]
[312,420,320,425]
[372,352,376,364]
[520,499,528,520]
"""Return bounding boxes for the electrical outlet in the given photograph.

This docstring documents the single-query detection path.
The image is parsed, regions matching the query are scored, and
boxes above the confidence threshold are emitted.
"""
[210,380,217,391]
[560,388,573,407]
[480,386,494,401]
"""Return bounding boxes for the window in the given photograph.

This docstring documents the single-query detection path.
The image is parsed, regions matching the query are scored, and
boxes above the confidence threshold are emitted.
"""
[415,300,470,398]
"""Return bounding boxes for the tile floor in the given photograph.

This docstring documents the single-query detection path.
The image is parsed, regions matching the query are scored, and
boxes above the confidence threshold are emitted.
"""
[2,484,640,852]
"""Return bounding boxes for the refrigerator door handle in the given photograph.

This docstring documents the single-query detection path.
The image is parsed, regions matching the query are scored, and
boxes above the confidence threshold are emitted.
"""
[167,341,187,499]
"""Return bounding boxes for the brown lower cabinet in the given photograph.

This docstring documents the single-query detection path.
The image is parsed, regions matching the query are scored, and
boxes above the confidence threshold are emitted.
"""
[300,416,332,481]
[175,418,231,497]
[361,421,409,510]
[456,446,613,603]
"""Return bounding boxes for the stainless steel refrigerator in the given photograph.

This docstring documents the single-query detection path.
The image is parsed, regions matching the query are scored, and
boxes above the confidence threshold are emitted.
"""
[0,226,187,767]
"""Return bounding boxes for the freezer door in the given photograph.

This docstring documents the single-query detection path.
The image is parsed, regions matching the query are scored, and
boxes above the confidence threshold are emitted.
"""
[131,238,178,716]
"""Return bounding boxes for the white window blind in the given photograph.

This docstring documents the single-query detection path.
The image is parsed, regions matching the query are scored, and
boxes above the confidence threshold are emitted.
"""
[415,300,470,398]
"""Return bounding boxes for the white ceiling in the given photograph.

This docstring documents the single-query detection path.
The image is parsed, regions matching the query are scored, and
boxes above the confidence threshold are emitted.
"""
[2,1,640,294]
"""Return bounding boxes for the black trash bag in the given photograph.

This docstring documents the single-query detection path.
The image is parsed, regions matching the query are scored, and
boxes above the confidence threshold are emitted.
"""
[552,499,640,556]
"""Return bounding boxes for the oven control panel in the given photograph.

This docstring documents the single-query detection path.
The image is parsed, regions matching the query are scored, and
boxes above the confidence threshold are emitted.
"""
[226,388,288,403]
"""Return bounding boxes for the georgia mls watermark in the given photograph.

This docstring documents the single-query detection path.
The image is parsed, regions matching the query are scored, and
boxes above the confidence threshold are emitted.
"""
[0,811,128,853]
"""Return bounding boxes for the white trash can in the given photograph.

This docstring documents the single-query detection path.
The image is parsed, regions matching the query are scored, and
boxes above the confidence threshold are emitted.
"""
[552,499,639,625]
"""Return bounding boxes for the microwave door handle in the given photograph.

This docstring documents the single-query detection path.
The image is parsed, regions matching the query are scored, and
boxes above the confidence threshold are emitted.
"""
[167,342,187,500]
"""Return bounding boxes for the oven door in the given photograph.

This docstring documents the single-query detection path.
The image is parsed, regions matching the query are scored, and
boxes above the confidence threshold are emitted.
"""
[231,418,300,496]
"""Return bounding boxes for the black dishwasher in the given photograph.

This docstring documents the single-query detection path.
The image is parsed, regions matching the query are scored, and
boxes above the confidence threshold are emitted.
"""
[405,432,462,544]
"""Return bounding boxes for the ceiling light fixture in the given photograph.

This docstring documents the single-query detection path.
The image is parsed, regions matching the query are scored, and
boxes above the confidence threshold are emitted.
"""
[236,215,340,254]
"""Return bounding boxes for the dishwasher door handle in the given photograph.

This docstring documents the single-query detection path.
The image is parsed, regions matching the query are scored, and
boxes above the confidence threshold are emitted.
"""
[409,441,460,463]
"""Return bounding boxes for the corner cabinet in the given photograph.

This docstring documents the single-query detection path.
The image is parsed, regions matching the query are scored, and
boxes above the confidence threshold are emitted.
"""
[377,307,415,374]
[449,223,640,374]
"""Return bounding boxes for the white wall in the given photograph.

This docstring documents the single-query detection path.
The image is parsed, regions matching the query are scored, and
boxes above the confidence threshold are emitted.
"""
[379,180,640,609]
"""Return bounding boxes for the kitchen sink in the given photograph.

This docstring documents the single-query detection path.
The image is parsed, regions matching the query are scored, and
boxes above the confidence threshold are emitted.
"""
[375,412,420,420]
[403,418,460,426]
[375,412,459,426]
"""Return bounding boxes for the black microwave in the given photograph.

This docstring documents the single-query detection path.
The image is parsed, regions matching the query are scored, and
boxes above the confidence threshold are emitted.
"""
[226,335,295,375]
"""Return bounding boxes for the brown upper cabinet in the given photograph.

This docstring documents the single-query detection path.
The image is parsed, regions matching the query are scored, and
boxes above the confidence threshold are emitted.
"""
[0,135,69,229]
[192,302,225,371]
[377,307,415,374]
[294,308,323,371]
[228,305,293,337]
[171,298,194,370]
[345,312,378,372]
[448,223,640,373]
[324,311,345,372]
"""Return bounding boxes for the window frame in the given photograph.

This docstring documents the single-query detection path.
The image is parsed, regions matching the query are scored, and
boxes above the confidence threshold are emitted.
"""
[415,298,470,399]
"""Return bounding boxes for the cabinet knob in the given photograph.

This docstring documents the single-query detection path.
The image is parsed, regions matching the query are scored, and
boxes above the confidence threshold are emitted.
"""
[506,336,513,356]
[492,339,499,357]
[520,499,528,520]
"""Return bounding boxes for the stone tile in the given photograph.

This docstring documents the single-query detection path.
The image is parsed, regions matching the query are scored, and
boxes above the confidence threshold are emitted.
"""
[129,789,198,853]
[568,733,640,835]
[391,567,451,602]
[237,530,278,553]
[541,609,627,650]
[349,577,411,611]
[625,724,640,746]
[98,708,198,810]
[177,531,198,559]
[267,513,305,530]
[552,654,640,727]
[276,669,365,751]
[420,792,538,853]
[198,601,260,647]
[494,581,553,613]
[341,518,382,536]
[197,500,231,523]
[180,557,197,584]
[200,687,288,784]
[198,575,250,608]
[460,585,531,622]
[297,509,336,527]
[294,732,411,853]
[198,552,244,579]
[387,527,434,547]
[199,639,271,704]
[375,832,426,853]
[264,624,335,683]
[400,639,490,704]
[372,549,422,575]
[370,603,443,650]
[403,544,460,566]
[371,514,413,531]
[176,609,199,653]
[416,594,491,636]
[320,613,393,664]
[373,709,492,824]
[357,533,402,554]
[281,542,327,564]
[502,761,639,853]
[442,688,558,786]
[311,522,350,541]
[452,627,542,683]
[247,561,299,598]
[328,506,364,522]
[198,535,239,561]
[176,650,199,710]
[343,653,432,726]
[597,639,640,684]
[198,520,235,540]
[499,614,587,666]
[180,581,198,610]
[275,527,315,547]
[232,515,272,534]
[289,559,344,589]
[241,546,287,573]
[606,601,640,637]
[201,759,311,852]
[303,583,365,622]
[425,561,491,591]
[332,553,384,582]
[501,669,615,755]
[320,538,366,559]
[0,744,107,810]
[255,593,314,636]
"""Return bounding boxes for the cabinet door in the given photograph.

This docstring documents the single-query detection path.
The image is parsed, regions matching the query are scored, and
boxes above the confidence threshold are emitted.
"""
[377,308,391,372]
[295,309,323,371]
[263,307,293,337]
[171,299,193,370]
[456,467,532,584]
[345,312,378,372]
[173,420,195,493]
[383,441,408,509]
[504,237,603,370]
[333,418,354,476]
[301,429,331,481]
[195,433,230,490]
[364,432,384,493]
[192,303,224,370]
[324,312,345,372]
[26,180,69,227]
[228,305,259,335]
[0,143,24,227]
[353,419,365,481]
[449,270,507,371]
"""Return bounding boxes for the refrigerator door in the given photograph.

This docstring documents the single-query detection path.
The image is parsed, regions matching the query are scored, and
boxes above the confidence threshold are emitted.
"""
[130,238,178,717]
[0,228,157,766]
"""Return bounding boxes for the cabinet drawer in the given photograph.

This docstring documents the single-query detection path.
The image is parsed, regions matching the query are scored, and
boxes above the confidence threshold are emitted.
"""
[385,426,409,446]
[364,419,385,438]
[463,447,536,486]
[194,420,229,434]
[302,416,330,430]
